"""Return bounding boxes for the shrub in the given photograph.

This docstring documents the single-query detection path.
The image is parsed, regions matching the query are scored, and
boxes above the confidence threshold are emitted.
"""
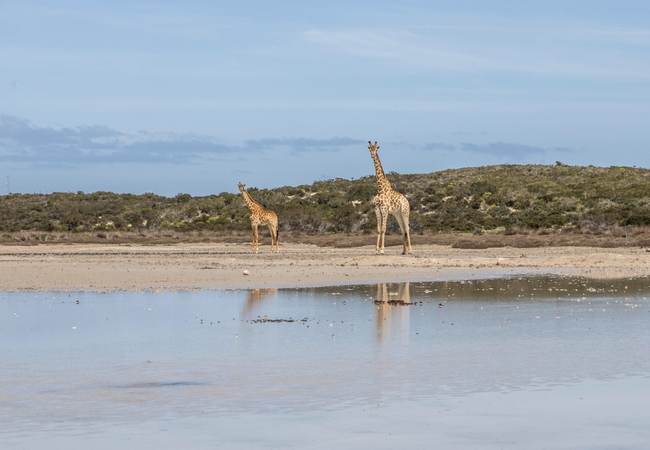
[3,164,650,236]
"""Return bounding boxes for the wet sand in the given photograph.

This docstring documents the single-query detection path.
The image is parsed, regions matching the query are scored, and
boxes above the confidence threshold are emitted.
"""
[1,243,649,291]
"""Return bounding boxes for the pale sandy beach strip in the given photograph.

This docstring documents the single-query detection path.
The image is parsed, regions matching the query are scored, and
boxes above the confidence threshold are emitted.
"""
[0,243,649,292]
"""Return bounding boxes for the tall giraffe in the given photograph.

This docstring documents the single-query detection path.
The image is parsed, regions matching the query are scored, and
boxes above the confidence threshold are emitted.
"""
[238,183,279,253]
[367,141,412,255]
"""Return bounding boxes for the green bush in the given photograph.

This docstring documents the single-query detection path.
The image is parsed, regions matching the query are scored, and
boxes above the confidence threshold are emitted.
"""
[2,164,650,235]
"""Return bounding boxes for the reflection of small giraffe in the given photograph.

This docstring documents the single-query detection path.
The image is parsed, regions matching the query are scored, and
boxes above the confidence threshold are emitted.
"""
[367,141,412,255]
[242,288,278,318]
[238,183,279,253]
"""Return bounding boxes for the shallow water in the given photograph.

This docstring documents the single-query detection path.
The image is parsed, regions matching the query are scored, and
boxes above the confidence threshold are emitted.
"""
[2,276,650,449]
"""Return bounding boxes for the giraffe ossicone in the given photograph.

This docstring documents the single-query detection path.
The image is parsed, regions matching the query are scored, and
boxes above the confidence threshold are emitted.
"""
[238,182,279,253]
[367,141,412,255]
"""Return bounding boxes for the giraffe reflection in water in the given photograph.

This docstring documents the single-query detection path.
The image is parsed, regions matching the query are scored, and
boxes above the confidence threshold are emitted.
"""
[242,288,279,318]
[374,282,411,344]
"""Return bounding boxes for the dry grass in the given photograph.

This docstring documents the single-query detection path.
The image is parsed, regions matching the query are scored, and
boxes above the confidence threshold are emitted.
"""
[0,230,252,246]
[2,226,650,249]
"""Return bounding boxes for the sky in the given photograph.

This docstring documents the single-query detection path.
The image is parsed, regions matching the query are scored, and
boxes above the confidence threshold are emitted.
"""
[1,0,649,196]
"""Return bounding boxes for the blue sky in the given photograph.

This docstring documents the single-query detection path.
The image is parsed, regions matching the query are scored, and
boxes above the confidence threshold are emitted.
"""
[1,1,649,195]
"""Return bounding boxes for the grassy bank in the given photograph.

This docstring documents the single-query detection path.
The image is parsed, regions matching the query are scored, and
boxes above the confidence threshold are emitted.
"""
[2,227,649,249]
[2,163,650,248]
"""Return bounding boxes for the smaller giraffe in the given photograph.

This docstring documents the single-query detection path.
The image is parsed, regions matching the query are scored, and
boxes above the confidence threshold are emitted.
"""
[238,183,279,253]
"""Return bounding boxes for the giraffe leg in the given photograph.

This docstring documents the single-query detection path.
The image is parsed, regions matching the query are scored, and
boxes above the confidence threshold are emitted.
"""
[395,213,407,255]
[267,224,275,253]
[380,208,388,255]
[375,206,382,254]
[252,224,259,254]
[270,224,275,253]
[406,224,412,255]
[403,210,412,254]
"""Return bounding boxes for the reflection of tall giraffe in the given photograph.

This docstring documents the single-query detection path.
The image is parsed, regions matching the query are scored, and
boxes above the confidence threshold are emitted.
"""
[375,282,411,344]
[367,141,412,255]
[238,183,279,253]
[242,288,278,318]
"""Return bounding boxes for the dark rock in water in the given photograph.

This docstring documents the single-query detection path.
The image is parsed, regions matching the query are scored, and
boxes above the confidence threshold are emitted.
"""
[387,300,416,306]
[250,318,296,323]
[374,300,416,306]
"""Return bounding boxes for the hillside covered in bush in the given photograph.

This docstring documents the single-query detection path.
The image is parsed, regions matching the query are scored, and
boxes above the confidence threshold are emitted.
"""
[2,164,650,235]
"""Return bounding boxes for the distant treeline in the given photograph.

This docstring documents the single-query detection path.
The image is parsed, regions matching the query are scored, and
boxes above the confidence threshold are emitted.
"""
[2,164,650,234]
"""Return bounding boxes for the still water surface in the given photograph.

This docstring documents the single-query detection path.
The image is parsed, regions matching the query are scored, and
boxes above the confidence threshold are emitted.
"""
[2,276,650,449]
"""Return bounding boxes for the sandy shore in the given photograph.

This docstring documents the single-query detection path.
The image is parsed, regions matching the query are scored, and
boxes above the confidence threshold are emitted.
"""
[1,243,649,292]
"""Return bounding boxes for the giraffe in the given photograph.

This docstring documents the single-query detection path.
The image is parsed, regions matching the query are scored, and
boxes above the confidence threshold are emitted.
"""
[367,141,412,255]
[238,183,279,253]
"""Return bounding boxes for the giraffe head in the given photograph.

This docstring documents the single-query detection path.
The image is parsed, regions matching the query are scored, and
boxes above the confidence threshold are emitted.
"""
[237,182,246,193]
[367,141,380,159]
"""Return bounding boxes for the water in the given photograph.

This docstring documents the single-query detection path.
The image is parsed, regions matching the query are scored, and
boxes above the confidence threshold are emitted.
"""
[2,276,650,449]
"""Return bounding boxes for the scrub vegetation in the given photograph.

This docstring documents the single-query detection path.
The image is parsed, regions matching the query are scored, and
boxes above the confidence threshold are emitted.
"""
[2,163,650,248]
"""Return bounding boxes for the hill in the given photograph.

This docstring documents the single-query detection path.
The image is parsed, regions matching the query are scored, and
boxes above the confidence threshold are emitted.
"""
[2,164,650,247]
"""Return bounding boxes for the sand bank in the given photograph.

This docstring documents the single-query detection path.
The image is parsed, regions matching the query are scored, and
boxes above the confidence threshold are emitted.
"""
[1,243,649,292]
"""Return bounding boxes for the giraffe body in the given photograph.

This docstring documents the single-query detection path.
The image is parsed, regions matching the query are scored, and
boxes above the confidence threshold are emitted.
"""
[367,141,412,255]
[238,183,279,253]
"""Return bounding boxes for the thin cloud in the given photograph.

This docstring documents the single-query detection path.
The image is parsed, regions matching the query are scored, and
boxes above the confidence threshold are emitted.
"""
[0,114,121,148]
[0,115,364,165]
[460,142,546,157]
[304,26,650,78]
[244,137,364,153]
[0,115,236,165]
[421,142,456,151]
[304,29,494,73]
[460,142,571,157]
[421,141,573,159]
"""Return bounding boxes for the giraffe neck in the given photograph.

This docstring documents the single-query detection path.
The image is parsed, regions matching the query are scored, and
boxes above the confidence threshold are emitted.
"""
[372,154,392,195]
[242,190,261,211]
